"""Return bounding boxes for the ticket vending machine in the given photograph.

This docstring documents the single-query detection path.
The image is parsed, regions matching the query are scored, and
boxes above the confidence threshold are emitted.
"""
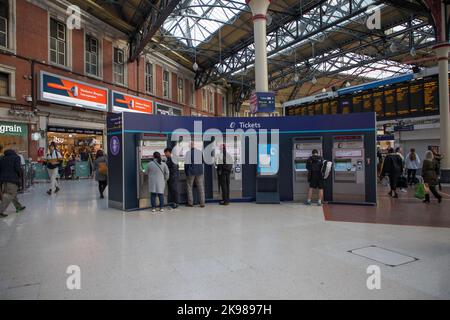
[332,135,365,203]
[292,137,323,201]
[137,134,168,208]
[212,134,243,200]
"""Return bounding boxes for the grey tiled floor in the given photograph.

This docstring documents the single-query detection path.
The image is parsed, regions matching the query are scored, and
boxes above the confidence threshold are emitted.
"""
[0,180,449,299]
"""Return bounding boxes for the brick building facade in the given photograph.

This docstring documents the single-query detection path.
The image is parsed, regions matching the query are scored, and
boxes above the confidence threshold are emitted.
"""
[0,0,226,160]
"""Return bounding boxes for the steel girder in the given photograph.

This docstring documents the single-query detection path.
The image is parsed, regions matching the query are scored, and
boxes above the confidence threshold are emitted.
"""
[130,0,182,62]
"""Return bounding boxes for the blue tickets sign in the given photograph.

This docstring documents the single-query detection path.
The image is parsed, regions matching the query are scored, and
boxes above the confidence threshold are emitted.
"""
[255,92,275,113]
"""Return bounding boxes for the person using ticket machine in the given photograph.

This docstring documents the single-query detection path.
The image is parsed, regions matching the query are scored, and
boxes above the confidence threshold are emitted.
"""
[164,147,180,209]
[305,149,324,206]
[216,144,233,205]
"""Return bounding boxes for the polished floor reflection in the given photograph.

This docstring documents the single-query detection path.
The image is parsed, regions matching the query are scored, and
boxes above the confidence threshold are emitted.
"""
[0,180,449,299]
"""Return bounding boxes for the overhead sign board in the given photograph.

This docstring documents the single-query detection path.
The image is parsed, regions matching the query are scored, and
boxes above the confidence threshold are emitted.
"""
[40,71,108,111]
[112,91,153,114]
[250,92,276,113]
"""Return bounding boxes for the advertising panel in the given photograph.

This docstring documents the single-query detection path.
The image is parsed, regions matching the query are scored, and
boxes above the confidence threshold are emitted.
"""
[112,91,153,114]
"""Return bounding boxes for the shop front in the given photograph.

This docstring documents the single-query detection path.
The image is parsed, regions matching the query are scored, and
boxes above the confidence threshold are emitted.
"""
[0,121,29,158]
[155,102,182,116]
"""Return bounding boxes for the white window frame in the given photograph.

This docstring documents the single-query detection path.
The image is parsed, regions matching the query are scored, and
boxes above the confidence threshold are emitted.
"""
[84,32,102,79]
[163,69,170,99]
[145,61,154,94]
[113,46,126,85]
[48,16,70,68]
[208,89,214,113]
[177,76,184,104]
[202,88,207,110]
[0,64,15,99]
[190,82,195,106]
[0,0,16,53]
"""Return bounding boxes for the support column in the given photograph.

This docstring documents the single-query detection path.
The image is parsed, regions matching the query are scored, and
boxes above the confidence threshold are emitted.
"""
[246,0,271,92]
[434,43,450,182]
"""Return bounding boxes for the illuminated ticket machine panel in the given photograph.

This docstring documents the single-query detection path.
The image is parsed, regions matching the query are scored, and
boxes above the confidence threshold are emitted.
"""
[332,135,365,203]
[292,137,323,201]
[137,134,167,208]
[212,134,243,200]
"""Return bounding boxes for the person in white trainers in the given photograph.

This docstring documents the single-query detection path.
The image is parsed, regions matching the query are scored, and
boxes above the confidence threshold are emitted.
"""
[46,142,62,195]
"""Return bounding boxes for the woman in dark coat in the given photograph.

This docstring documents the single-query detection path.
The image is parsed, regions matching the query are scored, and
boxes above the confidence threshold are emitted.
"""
[421,151,442,203]
[380,147,403,198]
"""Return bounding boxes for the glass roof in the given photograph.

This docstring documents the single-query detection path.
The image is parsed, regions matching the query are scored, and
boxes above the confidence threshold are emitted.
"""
[162,0,247,47]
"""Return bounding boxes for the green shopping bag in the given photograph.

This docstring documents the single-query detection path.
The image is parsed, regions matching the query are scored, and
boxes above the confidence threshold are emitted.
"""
[415,183,426,200]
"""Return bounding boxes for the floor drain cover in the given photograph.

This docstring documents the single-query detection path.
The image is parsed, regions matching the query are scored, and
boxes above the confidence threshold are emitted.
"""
[349,245,418,267]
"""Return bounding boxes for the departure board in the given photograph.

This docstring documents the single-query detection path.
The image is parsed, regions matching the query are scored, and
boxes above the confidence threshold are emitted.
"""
[339,96,351,114]
[363,92,373,112]
[424,78,439,112]
[396,84,409,116]
[384,87,396,117]
[293,106,301,115]
[409,81,424,114]
[308,103,315,115]
[314,102,322,115]
[330,100,338,114]
[373,89,384,118]
[352,95,363,113]
[322,101,330,114]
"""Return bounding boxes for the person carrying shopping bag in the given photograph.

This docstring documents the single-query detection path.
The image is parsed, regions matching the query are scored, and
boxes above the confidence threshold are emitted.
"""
[421,150,442,203]
[146,152,169,212]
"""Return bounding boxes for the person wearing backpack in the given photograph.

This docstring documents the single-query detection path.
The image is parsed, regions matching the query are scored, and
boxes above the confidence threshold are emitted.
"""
[146,152,169,213]
[46,142,62,195]
[380,147,403,198]
[93,150,108,199]
[305,149,325,206]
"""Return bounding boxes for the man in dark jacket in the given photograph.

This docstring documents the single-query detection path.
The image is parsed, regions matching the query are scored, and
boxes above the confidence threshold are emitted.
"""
[0,149,26,217]
[164,147,180,209]
[380,147,403,198]
[305,149,324,206]
[184,142,205,207]
[217,145,233,205]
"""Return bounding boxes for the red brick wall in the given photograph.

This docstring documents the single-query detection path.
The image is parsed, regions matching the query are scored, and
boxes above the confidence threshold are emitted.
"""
[155,65,163,97]
[138,57,145,93]
[103,39,112,83]
[72,29,84,74]
[171,73,177,103]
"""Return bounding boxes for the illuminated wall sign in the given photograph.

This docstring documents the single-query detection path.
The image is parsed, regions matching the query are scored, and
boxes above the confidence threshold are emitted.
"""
[112,91,153,114]
[40,71,108,111]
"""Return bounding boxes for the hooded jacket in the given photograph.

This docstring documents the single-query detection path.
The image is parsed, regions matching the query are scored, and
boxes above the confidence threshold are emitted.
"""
[0,149,22,185]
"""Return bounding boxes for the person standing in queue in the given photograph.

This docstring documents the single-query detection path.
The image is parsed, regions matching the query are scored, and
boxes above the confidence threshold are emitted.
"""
[46,142,62,195]
[217,144,233,206]
[405,148,420,186]
[0,149,26,217]
[421,150,442,203]
[93,150,108,199]
[184,141,205,208]
[146,151,169,213]
[305,149,324,206]
[380,147,403,198]
[164,147,179,209]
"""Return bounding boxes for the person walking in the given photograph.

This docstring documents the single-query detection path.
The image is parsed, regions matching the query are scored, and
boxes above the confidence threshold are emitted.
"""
[164,147,180,209]
[421,150,442,203]
[405,148,420,186]
[0,149,26,217]
[146,151,169,212]
[46,142,62,195]
[428,146,443,191]
[184,142,205,208]
[380,147,403,198]
[93,150,108,199]
[305,149,325,206]
[217,145,233,205]
[395,147,407,193]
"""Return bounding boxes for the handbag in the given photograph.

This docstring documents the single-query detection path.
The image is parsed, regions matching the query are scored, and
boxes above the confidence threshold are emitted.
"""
[414,176,428,200]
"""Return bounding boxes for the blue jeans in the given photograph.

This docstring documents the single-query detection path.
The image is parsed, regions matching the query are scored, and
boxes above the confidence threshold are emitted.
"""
[151,193,164,209]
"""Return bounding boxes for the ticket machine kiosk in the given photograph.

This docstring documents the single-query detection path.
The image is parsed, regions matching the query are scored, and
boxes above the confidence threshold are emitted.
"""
[292,137,323,201]
[137,134,168,208]
[332,135,365,203]
[212,134,243,200]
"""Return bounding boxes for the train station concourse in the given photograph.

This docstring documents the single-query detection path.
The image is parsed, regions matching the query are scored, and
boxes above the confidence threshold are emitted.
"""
[0,0,450,305]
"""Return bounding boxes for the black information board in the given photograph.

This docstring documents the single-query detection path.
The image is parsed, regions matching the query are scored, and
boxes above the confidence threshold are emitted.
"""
[424,77,439,112]
[373,89,384,118]
[322,101,330,114]
[339,96,351,114]
[363,92,373,112]
[396,83,410,116]
[409,80,424,114]
[330,100,338,114]
[352,95,363,113]
[384,87,396,117]
[314,102,322,115]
